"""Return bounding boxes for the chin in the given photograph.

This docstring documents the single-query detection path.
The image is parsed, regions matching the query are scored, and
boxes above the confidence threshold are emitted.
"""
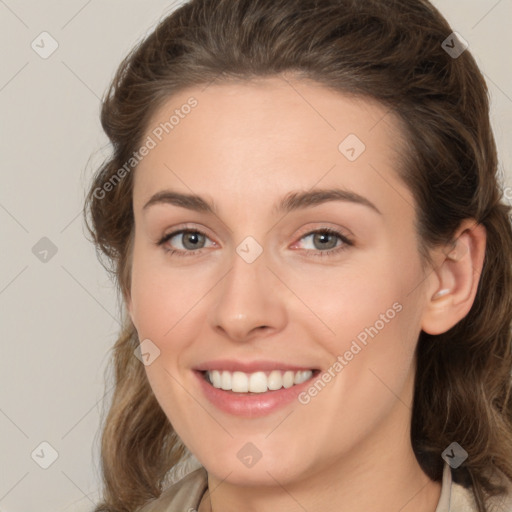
[199,447,312,488]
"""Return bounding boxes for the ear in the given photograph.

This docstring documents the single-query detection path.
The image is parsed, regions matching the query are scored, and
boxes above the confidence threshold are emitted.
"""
[421,219,487,335]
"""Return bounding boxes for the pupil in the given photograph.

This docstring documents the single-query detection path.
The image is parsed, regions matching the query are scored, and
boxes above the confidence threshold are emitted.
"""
[315,232,336,250]
[184,232,203,250]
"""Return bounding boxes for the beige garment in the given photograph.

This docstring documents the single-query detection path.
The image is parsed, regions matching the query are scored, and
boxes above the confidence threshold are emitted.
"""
[138,466,207,512]
[139,462,512,512]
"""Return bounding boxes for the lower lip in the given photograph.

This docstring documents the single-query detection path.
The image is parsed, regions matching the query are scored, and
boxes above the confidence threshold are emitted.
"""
[193,370,318,418]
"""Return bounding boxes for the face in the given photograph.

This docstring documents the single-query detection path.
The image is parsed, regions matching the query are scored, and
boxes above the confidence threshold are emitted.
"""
[128,77,430,486]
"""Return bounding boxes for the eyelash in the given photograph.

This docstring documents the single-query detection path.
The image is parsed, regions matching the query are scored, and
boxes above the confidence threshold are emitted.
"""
[157,227,354,259]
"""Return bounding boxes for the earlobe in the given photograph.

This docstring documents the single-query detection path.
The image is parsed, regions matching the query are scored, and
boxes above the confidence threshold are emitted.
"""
[421,220,486,336]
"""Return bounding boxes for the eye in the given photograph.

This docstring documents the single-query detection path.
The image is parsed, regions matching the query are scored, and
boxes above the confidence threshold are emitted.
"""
[292,227,353,257]
[157,229,215,256]
[157,226,353,258]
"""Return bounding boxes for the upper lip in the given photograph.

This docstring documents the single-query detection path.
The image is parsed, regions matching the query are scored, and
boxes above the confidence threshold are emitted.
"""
[194,359,318,373]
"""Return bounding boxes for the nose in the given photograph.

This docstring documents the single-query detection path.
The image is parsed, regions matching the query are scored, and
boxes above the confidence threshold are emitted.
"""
[208,246,288,343]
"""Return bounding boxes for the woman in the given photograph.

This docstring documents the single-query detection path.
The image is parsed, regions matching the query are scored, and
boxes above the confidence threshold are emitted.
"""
[84,0,512,510]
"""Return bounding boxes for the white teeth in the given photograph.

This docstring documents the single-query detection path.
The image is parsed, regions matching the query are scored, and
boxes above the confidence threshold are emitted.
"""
[232,371,249,392]
[211,370,221,388]
[283,371,295,388]
[267,370,283,390]
[206,369,314,393]
[220,371,231,390]
[249,371,268,393]
[294,370,312,385]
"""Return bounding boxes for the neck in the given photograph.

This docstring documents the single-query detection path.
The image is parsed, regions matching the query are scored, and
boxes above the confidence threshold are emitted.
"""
[201,452,440,512]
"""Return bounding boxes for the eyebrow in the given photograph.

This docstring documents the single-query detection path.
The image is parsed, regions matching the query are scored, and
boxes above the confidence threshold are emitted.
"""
[142,187,382,215]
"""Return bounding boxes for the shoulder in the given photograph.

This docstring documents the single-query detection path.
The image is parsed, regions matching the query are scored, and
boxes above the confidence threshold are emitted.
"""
[449,466,512,512]
[138,467,208,512]
[481,468,512,512]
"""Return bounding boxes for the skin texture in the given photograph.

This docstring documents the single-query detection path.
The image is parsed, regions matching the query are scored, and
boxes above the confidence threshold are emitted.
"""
[127,76,486,512]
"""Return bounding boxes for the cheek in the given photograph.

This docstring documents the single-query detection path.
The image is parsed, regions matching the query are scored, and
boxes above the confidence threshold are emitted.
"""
[129,245,211,341]
[299,244,424,399]
[128,251,209,423]
[329,256,423,399]
[287,249,418,350]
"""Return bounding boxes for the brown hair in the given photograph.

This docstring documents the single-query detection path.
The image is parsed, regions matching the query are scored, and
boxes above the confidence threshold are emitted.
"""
[84,0,512,510]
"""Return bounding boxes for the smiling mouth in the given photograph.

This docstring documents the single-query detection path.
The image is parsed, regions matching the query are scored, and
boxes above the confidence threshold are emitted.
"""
[201,369,320,393]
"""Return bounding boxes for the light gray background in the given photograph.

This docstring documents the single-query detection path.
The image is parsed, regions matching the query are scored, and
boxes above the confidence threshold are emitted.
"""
[0,1,511,511]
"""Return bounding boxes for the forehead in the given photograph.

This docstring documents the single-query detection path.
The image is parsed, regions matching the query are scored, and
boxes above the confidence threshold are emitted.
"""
[133,76,413,219]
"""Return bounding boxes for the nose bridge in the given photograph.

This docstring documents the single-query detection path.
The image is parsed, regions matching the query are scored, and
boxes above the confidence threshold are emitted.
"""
[209,239,287,341]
